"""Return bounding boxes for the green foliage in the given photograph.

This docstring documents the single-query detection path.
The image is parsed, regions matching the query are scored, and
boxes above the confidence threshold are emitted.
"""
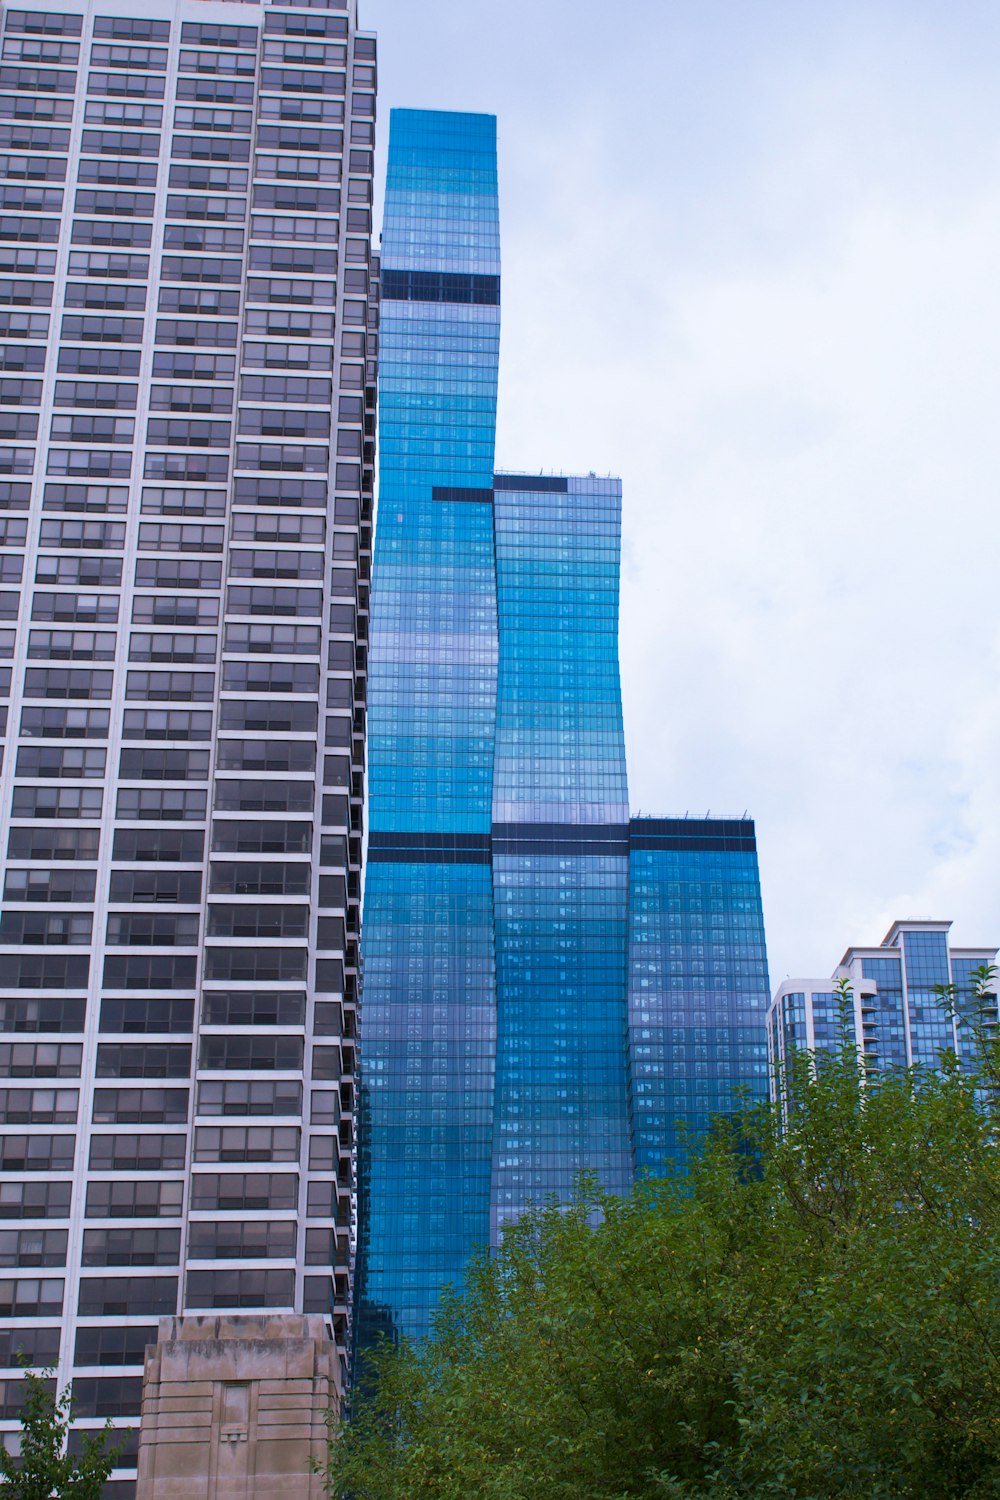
[0,1362,124,1500]
[329,969,1000,1499]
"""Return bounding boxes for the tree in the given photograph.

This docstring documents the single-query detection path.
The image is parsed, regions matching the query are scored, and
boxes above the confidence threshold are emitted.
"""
[327,977,1000,1499]
[0,1363,124,1499]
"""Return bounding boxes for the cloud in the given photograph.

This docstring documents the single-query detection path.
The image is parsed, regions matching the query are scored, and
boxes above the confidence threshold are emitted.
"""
[369,0,1000,977]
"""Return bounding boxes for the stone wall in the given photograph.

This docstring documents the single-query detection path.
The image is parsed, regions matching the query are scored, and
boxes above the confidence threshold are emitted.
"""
[135,1315,340,1500]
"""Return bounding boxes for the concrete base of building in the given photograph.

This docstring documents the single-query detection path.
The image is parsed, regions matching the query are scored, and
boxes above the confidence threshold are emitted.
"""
[134,1314,339,1500]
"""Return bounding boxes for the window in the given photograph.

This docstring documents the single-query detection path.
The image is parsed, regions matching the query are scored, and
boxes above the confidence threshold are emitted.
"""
[0,909,92,944]
[77,1276,177,1317]
[241,339,333,371]
[133,557,223,588]
[79,130,158,157]
[27,628,116,660]
[165,193,245,222]
[6,814,98,857]
[59,313,145,341]
[146,417,231,448]
[248,215,339,245]
[196,1079,301,1116]
[150,385,232,414]
[207,903,308,938]
[89,1134,186,1171]
[180,23,258,48]
[91,43,167,69]
[170,135,250,163]
[125,670,215,702]
[188,1174,297,1212]
[5,11,83,36]
[0,1043,81,1079]
[127,633,216,664]
[0,1278,63,1316]
[140,485,227,516]
[15,744,106,777]
[168,162,248,193]
[121,707,212,740]
[3,867,96,901]
[201,990,304,1026]
[114,787,206,821]
[83,101,162,128]
[217,699,317,733]
[203,948,306,983]
[111,827,203,861]
[173,105,252,133]
[78,159,157,187]
[187,1221,295,1260]
[118,744,210,778]
[232,477,327,507]
[187,1266,295,1314]
[29,595,118,626]
[0,1091,76,1127]
[160,253,242,283]
[194,1125,299,1163]
[57,346,142,376]
[52,381,138,410]
[84,1180,182,1218]
[0,1134,74,1171]
[0,66,76,94]
[223,621,320,654]
[93,18,170,41]
[211,819,311,855]
[106,909,200,945]
[99,997,193,1033]
[151,350,235,381]
[208,860,310,895]
[238,407,330,437]
[263,12,347,38]
[50,416,134,445]
[154,317,238,347]
[225,585,322,618]
[22,665,114,698]
[64,281,146,311]
[175,78,254,105]
[71,218,153,247]
[74,1324,158,1365]
[87,71,165,100]
[11,785,103,818]
[94,1043,191,1080]
[91,1087,188,1124]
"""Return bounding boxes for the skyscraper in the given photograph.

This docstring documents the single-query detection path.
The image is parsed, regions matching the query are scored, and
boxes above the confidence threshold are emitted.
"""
[357,108,770,1348]
[0,0,377,1486]
[769,919,999,1087]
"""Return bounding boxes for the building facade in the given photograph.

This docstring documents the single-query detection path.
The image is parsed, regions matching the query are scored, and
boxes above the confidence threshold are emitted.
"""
[769,919,999,1088]
[0,0,377,1487]
[357,107,770,1349]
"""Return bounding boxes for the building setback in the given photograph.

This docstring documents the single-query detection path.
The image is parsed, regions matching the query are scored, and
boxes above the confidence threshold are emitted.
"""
[769,918,999,1089]
[0,0,377,1488]
[357,107,770,1348]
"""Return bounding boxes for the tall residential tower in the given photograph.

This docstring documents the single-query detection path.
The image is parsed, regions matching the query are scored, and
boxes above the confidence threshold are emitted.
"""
[0,0,377,1487]
[357,108,770,1348]
[769,919,999,1088]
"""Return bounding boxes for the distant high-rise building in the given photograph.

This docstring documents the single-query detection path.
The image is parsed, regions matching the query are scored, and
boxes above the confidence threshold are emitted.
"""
[628,817,770,1177]
[769,919,999,1088]
[0,0,377,1486]
[356,107,770,1349]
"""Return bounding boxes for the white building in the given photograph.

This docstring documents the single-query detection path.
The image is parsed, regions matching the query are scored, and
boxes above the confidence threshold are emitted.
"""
[0,0,376,1487]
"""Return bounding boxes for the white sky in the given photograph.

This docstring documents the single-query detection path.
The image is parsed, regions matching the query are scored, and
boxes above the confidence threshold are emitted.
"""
[365,0,1000,983]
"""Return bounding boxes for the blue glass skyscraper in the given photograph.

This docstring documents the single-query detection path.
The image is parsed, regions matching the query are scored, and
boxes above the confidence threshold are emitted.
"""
[358,109,771,1347]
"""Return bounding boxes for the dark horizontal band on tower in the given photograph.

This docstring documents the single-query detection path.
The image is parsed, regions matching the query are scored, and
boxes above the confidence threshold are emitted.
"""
[493,474,569,492]
[493,823,629,856]
[382,268,501,305]
[368,831,492,864]
[630,818,757,853]
[432,486,494,503]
